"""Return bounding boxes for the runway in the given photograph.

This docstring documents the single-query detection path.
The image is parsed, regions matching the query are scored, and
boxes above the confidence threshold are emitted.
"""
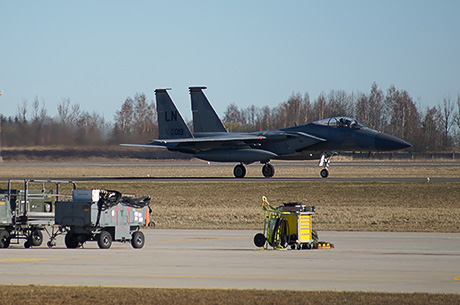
[1,230,459,293]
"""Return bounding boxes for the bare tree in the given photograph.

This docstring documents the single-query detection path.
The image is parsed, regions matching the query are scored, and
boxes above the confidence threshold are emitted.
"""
[422,106,443,151]
[368,82,385,130]
[114,97,134,134]
[440,95,455,149]
[17,99,28,123]
[313,93,328,120]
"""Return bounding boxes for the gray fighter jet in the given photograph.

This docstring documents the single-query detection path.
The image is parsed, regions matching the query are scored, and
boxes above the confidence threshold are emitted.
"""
[124,87,411,178]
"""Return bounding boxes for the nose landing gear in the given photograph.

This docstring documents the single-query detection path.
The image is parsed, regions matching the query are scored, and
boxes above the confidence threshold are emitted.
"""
[319,152,336,178]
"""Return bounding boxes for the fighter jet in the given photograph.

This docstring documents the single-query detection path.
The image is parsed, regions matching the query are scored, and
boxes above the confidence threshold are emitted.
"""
[124,87,411,178]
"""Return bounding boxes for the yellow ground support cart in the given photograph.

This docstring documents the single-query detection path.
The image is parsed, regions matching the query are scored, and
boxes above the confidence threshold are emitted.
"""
[254,196,318,250]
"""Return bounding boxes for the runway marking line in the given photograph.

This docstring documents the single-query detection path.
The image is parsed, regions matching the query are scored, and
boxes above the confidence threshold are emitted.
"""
[2,271,459,285]
[0,256,97,263]
[0,258,68,263]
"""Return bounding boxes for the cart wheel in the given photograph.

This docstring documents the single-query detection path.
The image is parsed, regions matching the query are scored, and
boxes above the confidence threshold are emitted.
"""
[24,240,32,248]
[253,233,266,247]
[65,232,79,249]
[31,230,43,247]
[97,230,112,249]
[0,230,10,249]
[131,231,145,249]
[47,240,56,248]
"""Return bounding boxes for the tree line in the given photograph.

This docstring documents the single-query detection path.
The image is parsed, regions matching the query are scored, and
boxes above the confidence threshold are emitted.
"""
[1,83,459,153]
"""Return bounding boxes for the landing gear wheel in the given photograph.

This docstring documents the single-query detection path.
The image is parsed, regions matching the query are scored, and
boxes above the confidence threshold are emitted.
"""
[262,163,275,178]
[0,230,10,248]
[131,231,145,249]
[65,232,79,249]
[97,230,112,249]
[233,164,246,178]
[320,168,329,178]
[31,229,43,247]
[253,233,266,247]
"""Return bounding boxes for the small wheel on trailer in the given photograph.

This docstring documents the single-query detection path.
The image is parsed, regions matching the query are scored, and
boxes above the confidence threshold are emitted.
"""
[97,230,112,249]
[253,233,266,248]
[0,230,11,249]
[131,231,145,249]
[31,229,43,247]
[47,240,56,248]
[65,232,79,249]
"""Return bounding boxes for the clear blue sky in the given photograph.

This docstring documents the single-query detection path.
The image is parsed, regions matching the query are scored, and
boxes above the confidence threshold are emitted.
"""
[1,1,459,122]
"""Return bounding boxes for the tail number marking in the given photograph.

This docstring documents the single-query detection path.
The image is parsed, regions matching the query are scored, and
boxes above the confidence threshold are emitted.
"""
[170,128,184,136]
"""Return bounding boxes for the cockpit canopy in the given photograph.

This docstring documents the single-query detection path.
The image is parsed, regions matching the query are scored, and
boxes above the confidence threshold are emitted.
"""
[313,117,366,129]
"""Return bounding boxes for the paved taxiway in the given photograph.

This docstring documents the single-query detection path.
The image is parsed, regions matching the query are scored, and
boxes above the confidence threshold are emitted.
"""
[1,230,459,293]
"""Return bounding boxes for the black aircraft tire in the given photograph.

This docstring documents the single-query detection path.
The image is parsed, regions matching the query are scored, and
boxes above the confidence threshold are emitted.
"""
[131,231,145,249]
[97,230,112,249]
[262,163,275,178]
[0,230,10,249]
[65,232,79,249]
[233,164,246,178]
[320,168,329,178]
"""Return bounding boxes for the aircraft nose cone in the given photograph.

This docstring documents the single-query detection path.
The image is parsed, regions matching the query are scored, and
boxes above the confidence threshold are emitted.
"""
[375,133,412,151]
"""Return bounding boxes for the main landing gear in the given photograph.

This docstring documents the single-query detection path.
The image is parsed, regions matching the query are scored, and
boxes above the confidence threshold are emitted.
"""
[233,162,275,178]
[233,164,246,178]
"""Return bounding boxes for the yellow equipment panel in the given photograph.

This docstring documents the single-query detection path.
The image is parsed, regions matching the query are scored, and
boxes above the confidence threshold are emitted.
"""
[297,213,313,242]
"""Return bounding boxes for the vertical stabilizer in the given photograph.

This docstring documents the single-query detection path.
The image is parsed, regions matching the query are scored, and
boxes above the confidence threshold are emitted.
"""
[155,89,193,139]
[189,87,227,133]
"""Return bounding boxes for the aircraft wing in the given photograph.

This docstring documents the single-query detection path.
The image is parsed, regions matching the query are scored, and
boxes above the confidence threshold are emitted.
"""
[121,134,266,149]
[157,134,265,143]
[121,143,170,148]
